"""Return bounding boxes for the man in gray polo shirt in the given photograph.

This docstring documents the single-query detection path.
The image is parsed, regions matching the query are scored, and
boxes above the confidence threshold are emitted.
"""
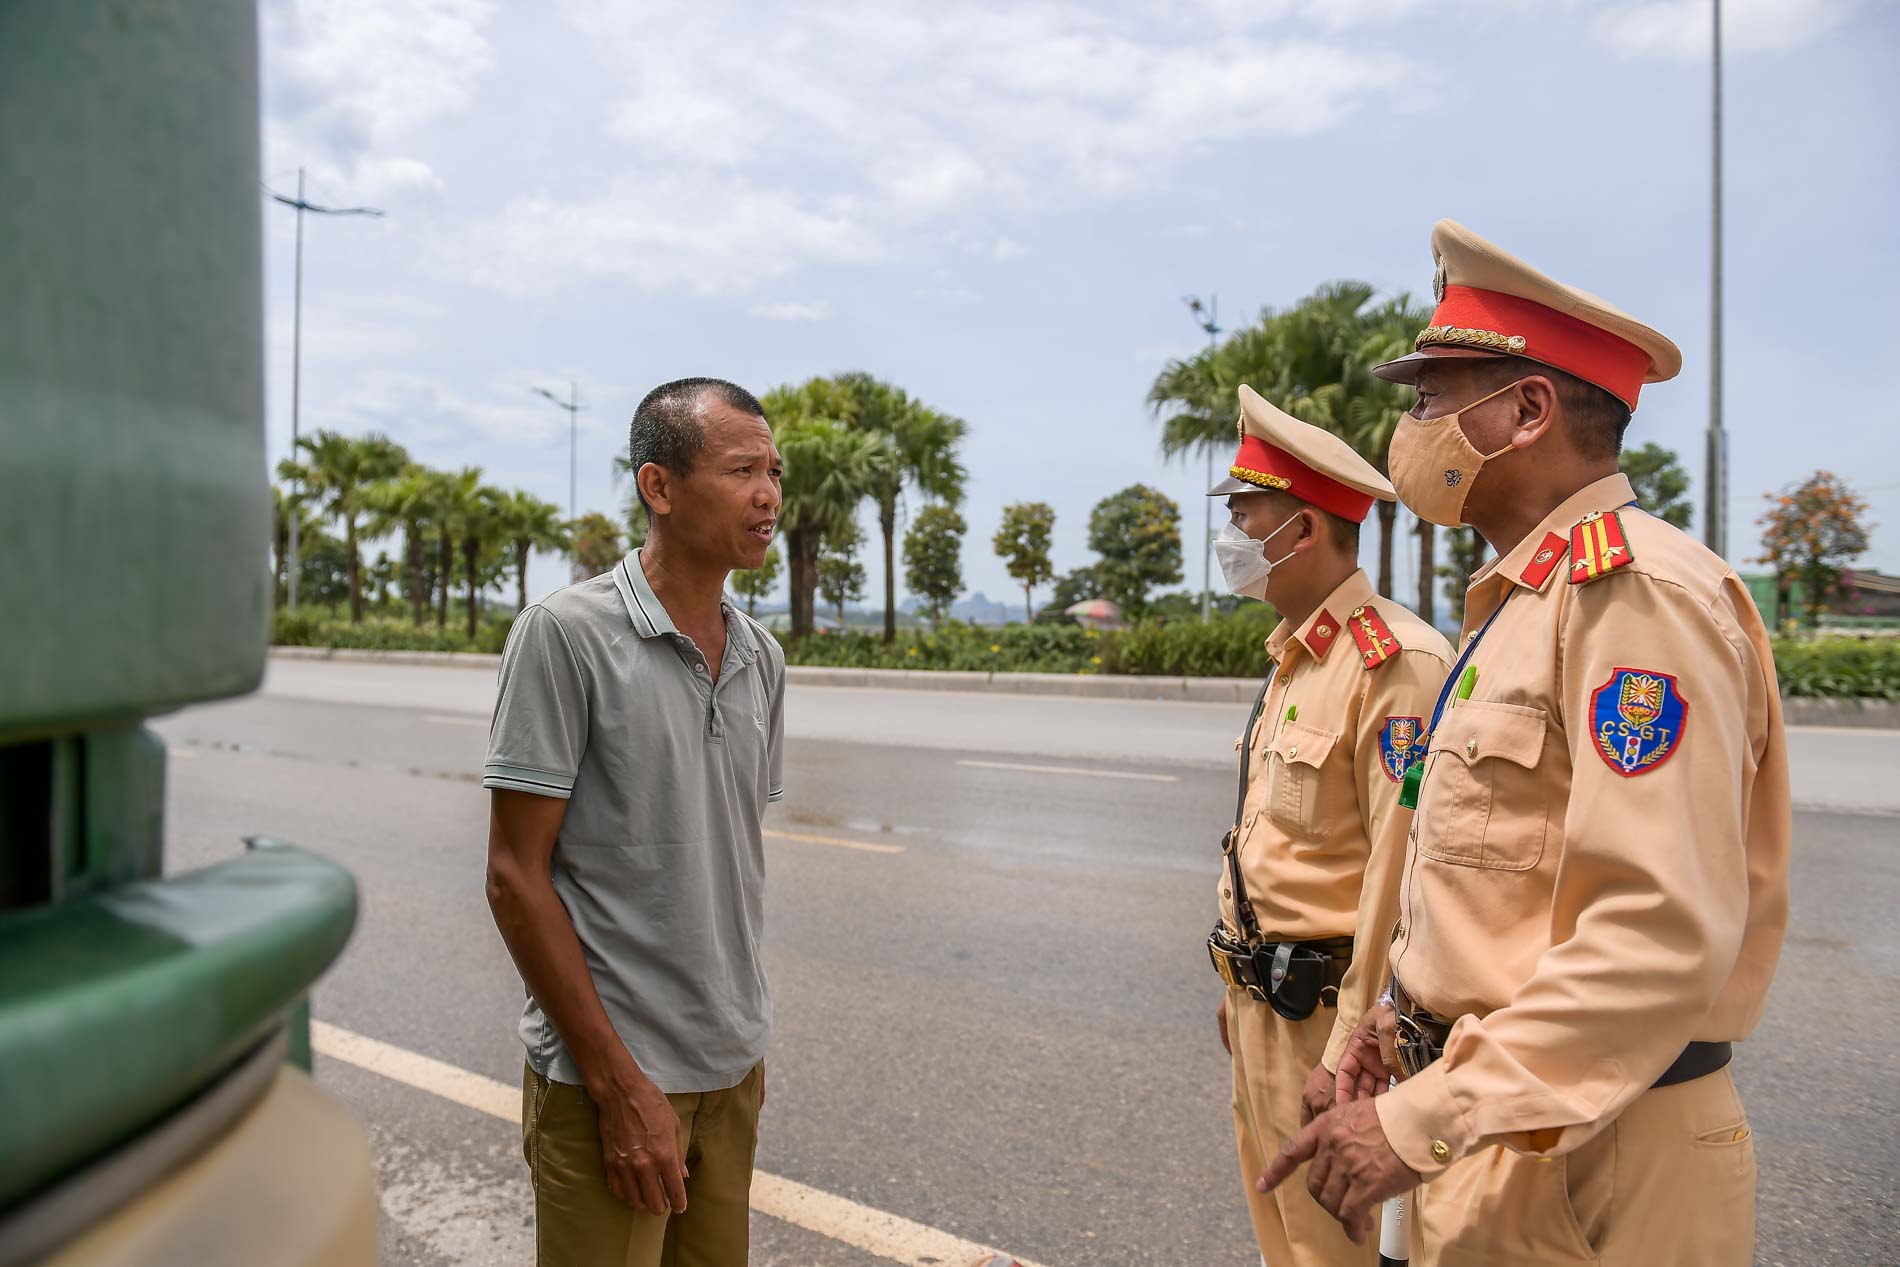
[484,377,785,1266]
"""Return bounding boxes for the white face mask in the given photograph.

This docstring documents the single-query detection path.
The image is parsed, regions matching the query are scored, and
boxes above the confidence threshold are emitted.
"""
[1214,513,1301,602]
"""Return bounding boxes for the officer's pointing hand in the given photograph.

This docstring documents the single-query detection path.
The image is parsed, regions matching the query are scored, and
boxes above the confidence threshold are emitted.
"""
[1258,1098,1417,1244]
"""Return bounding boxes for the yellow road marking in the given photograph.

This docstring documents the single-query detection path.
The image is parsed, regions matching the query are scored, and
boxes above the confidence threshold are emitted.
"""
[956,758,1178,784]
[310,1021,1046,1267]
[764,828,904,854]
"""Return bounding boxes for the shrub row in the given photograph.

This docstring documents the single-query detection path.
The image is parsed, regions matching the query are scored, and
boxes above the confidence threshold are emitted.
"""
[270,611,1900,699]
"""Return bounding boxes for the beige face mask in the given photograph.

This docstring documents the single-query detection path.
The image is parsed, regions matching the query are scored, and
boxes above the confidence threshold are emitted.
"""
[1388,378,1526,527]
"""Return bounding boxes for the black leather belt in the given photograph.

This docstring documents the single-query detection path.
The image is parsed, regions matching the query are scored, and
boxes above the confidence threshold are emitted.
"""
[1208,929,1353,1002]
[1391,982,1733,1089]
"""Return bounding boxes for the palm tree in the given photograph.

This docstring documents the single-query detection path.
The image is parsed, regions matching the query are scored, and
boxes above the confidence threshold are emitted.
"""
[495,490,571,612]
[269,484,322,610]
[364,463,440,626]
[458,485,505,641]
[834,372,969,642]
[766,379,892,640]
[277,429,409,623]
[427,467,482,631]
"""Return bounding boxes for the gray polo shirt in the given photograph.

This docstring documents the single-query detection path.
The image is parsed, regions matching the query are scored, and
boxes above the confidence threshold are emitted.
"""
[483,551,784,1093]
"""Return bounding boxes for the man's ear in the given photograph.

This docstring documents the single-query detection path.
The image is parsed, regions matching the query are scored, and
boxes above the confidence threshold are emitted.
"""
[636,462,673,516]
[1511,377,1560,450]
[1290,508,1321,555]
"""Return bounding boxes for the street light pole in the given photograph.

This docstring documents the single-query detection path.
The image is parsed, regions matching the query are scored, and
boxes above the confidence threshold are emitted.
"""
[1185,295,1223,622]
[532,382,583,578]
[1705,0,1728,559]
[268,167,383,610]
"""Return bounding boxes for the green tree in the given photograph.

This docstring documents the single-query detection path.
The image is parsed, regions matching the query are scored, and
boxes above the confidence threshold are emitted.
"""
[1437,526,1489,625]
[994,501,1057,623]
[367,551,399,612]
[570,512,626,579]
[1146,283,1428,604]
[1758,471,1873,627]
[767,379,892,639]
[731,543,782,617]
[494,490,571,612]
[276,428,409,623]
[817,517,868,625]
[363,463,441,626]
[269,484,321,610]
[1045,564,1102,617]
[904,504,966,624]
[836,371,969,642]
[1088,483,1182,618]
[1622,442,1694,529]
[294,525,351,613]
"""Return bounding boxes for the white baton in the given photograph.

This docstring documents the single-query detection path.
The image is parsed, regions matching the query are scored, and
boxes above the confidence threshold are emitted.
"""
[1378,1077,1410,1264]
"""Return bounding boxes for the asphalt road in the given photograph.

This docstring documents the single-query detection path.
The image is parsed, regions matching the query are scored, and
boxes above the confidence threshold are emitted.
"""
[150,660,1900,1266]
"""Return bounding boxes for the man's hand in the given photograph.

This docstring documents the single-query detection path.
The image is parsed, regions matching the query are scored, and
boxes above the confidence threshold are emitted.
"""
[1334,1001,1399,1105]
[1257,1098,1418,1243]
[1299,1060,1336,1126]
[590,1068,689,1215]
[1217,993,1233,1055]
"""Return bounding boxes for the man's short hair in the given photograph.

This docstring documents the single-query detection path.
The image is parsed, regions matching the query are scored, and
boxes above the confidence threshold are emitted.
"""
[627,377,766,509]
[1241,489,1360,553]
[1475,356,1632,460]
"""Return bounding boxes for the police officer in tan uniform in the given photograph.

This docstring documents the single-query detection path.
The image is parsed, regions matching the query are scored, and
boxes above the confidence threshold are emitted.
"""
[1258,221,1791,1267]
[1207,386,1452,1267]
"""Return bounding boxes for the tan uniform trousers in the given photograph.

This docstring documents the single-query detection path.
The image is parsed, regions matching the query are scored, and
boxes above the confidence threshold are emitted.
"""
[1229,989,1379,1267]
[1411,1067,1756,1266]
[522,1062,763,1267]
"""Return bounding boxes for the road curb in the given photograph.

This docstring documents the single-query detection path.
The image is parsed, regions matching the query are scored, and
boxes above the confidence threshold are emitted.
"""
[264,649,1896,724]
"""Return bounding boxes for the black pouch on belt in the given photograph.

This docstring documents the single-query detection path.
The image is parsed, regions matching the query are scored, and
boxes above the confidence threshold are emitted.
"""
[1259,941,1330,1021]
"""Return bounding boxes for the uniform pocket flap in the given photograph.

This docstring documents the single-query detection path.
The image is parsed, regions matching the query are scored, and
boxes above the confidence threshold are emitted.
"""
[1438,701,1547,769]
[1269,721,1341,769]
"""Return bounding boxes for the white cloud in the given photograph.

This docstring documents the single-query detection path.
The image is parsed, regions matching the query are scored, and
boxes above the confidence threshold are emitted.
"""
[439,175,881,298]
[1597,0,1857,57]
[503,0,1414,297]
[312,367,586,453]
[750,300,830,321]
[261,0,498,196]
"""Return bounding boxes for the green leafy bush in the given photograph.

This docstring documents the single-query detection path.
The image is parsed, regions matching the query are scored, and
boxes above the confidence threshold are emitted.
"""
[271,610,511,655]
[1107,612,1279,678]
[1771,637,1900,700]
[778,621,1104,674]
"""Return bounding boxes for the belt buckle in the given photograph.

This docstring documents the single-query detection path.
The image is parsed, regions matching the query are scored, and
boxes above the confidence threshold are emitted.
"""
[1394,1011,1433,1079]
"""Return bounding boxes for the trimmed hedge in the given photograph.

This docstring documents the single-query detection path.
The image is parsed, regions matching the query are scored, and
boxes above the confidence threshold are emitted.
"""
[1771,637,1900,700]
[269,610,1900,699]
[272,610,513,656]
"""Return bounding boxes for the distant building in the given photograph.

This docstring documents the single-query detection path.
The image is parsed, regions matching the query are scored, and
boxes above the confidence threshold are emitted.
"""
[1742,569,1900,630]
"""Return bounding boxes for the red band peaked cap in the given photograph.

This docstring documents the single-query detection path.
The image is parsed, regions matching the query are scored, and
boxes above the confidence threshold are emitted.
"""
[1228,434,1377,523]
[1426,285,1653,410]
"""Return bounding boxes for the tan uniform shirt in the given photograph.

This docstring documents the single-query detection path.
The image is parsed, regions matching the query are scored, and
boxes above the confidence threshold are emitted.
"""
[1376,473,1792,1178]
[1221,569,1453,1067]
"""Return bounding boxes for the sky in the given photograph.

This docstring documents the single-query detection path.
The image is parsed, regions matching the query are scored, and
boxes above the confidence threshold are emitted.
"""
[258,0,1900,614]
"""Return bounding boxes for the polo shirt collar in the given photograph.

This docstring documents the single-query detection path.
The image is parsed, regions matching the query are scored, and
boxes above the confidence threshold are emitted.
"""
[613,550,760,664]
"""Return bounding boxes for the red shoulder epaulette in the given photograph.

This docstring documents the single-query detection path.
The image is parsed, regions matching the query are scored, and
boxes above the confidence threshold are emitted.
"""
[1347,604,1399,671]
[1519,531,1570,589]
[1568,510,1636,585]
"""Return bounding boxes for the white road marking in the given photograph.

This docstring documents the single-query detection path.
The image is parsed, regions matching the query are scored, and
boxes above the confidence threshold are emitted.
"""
[167,748,198,759]
[425,714,490,727]
[764,828,904,855]
[956,759,1178,784]
[311,1021,1046,1267]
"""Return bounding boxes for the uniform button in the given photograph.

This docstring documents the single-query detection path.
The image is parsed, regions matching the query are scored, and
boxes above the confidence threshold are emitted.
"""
[1351,606,1366,617]
[1392,920,1405,942]
[1464,737,1477,757]
[1431,1140,1451,1163]
[1288,745,1299,760]
[1222,888,1232,899]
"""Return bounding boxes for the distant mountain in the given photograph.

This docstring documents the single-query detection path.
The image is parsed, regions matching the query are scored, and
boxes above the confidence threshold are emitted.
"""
[898,591,1022,626]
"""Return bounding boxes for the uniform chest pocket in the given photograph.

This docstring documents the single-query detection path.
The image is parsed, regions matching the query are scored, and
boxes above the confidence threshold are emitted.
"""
[1264,721,1341,840]
[1417,701,1551,871]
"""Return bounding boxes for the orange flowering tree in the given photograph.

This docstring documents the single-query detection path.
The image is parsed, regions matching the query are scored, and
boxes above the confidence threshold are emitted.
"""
[1757,471,1872,628]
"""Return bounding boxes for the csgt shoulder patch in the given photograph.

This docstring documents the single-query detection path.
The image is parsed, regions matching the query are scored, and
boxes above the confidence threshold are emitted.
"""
[1378,716,1424,784]
[1589,667,1688,777]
